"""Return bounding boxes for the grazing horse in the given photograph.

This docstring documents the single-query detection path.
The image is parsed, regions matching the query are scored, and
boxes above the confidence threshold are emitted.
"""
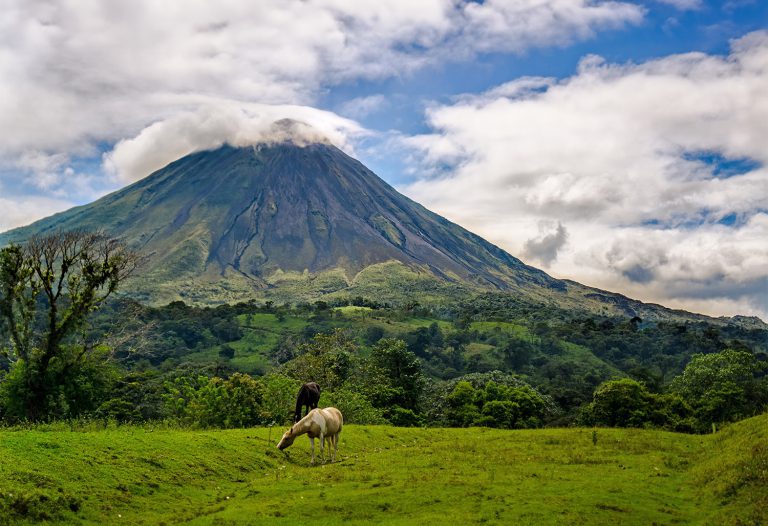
[276,407,343,464]
[294,382,321,423]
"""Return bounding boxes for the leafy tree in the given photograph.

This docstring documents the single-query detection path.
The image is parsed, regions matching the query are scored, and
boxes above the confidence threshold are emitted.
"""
[671,349,767,430]
[581,378,654,428]
[94,369,166,423]
[280,329,355,390]
[0,231,141,420]
[369,338,424,412]
[445,381,481,427]
[218,345,236,360]
[164,373,264,428]
[581,378,694,430]
[363,326,385,346]
[258,373,300,425]
[444,377,552,429]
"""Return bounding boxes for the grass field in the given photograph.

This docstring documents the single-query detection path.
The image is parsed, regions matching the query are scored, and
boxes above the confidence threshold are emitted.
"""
[0,414,765,525]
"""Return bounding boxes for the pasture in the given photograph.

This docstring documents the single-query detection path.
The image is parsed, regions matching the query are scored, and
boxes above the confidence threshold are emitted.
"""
[1,414,765,525]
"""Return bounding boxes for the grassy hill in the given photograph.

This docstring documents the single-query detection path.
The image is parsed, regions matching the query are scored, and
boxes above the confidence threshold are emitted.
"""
[1,413,765,524]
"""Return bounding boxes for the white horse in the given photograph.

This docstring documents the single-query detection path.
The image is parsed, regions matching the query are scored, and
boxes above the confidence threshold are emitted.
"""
[276,407,343,464]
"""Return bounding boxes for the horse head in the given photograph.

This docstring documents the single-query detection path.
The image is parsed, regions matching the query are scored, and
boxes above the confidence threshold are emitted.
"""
[276,425,297,450]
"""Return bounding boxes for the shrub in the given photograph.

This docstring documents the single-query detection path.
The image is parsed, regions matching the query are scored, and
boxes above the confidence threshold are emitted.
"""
[320,387,387,425]
[164,373,265,428]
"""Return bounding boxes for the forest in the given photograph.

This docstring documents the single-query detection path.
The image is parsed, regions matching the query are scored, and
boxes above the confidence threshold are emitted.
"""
[3,292,766,434]
[0,233,766,433]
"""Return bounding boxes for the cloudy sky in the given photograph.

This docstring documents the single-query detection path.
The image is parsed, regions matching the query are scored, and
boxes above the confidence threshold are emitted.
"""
[1,0,766,320]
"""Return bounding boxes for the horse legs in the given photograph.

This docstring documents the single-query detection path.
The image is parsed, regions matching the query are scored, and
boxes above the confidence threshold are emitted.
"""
[309,436,315,465]
[332,431,340,462]
[319,432,325,463]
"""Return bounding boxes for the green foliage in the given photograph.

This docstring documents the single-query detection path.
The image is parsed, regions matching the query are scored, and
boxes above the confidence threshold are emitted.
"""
[582,379,655,428]
[164,373,265,428]
[445,378,552,429]
[368,338,424,412]
[581,378,694,431]
[279,329,355,390]
[671,349,768,431]
[0,231,139,421]
[6,292,760,432]
[258,373,300,425]
[0,346,119,423]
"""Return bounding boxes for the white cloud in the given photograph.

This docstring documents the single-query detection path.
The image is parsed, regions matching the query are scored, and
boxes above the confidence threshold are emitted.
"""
[0,195,77,233]
[103,102,364,182]
[0,0,645,230]
[0,0,644,156]
[16,151,71,190]
[655,0,703,10]
[338,95,389,119]
[403,31,768,319]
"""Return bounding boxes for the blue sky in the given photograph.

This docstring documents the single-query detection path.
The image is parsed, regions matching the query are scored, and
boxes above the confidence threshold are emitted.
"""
[0,0,766,319]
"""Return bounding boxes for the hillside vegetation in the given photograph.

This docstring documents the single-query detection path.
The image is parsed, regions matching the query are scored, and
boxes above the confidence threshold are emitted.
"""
[45,296,762,431]
[1,413,766,525]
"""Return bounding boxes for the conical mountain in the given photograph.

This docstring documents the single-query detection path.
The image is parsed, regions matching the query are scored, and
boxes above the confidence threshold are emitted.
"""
[2,129,758,326]
[0,134,564,304]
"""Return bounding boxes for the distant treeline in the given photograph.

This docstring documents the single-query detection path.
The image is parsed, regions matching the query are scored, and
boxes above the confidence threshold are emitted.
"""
[2,293,765,433]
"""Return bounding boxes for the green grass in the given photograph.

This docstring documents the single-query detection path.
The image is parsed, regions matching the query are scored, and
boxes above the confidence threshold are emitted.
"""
[470,321,531,339]
[2,414,766,524]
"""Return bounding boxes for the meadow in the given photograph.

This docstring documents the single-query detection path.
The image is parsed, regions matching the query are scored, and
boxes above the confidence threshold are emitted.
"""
[1,413,765,525]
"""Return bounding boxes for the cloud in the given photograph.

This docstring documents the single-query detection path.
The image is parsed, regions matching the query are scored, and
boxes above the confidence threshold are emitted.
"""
[402,31,768,319]
[338,95,389,119]
[0,0,645,229]
[16,151,71,190]
[655,0,703,10]
[524,221,569,267]
[103,103,364,182]
[0,195,76,233]
[0,0,644,157]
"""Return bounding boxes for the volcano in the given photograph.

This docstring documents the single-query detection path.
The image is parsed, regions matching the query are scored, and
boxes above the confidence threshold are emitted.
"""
[0,133,569,303]
[2,128,757,326]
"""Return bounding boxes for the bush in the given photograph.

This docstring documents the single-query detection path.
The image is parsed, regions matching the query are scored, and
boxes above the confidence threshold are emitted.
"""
[581,378,694,430]
[0,346,118,423]
[443,377,552,429]
[164,373,265,428]
[320,387,387,425]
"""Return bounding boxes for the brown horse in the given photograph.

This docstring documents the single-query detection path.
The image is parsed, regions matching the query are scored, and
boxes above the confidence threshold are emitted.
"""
[294,382,321,423]
[276,407,343,464]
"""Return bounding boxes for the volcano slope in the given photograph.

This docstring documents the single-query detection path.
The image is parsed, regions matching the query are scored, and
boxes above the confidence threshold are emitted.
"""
[0,137,759,327]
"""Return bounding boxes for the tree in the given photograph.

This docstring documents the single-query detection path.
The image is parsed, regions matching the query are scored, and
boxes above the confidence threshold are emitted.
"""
[671,349,767,430]
[444,377,552,429]
[280,329,356,391]
[582,378,693,430]
[369,338,425,414]
[0,230,141,421]
[581,378,653,428]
